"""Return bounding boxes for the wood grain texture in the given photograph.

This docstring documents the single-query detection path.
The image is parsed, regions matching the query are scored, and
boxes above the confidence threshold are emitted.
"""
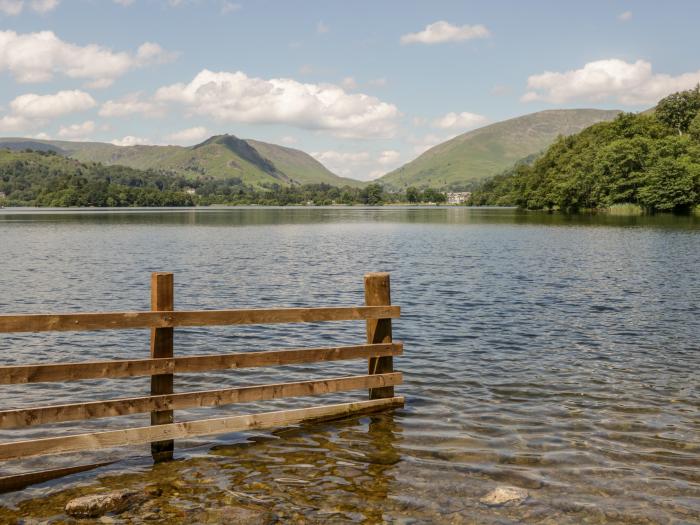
[150,272,174,460]
[0,397,405,461]
[364,273,395,399]
[0,373,403,428]
[0,306,401,333]
[0,343,403,385]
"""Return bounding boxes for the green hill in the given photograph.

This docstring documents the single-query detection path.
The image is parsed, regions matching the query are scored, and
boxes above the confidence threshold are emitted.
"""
[0,134,361,188]
[378,109,621,190]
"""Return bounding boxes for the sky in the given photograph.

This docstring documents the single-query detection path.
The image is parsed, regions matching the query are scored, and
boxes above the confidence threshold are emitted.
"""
[1,0,700,180]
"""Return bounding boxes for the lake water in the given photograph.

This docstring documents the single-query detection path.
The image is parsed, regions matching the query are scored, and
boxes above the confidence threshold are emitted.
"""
[0,207,698,524]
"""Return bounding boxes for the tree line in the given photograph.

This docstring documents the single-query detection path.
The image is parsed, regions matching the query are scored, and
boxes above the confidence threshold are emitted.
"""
[0,149,448,207]
[470,86,700,213]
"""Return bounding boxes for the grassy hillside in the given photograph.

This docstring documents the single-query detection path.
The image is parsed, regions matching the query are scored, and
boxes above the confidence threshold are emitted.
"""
[247,140,361,187]
[378,109,621,190]
[0,134,360,188]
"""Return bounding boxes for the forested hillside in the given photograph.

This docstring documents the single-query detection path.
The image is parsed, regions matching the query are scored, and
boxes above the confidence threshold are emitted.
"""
[0,150,196,206]
[0,149,443,207]
[470,87,700,213]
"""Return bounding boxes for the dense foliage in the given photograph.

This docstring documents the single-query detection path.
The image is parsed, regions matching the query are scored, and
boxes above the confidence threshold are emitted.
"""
[0,149,448,207]
[470,87,700,212]
[0,150,196,207]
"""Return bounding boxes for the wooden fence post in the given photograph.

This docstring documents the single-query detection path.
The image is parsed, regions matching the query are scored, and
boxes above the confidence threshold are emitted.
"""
[364,273,394,399]
[150,272,174,461]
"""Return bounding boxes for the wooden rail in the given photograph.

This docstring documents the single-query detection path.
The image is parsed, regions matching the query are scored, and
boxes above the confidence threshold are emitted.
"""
[0,272,403,488]
[0,306,400,333]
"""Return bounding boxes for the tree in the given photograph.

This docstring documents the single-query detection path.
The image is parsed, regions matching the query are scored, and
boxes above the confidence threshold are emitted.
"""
[638,158,698,211]
[655,84,700,135]
[405,186,420,203]
[689,113,700,141]
[364,183,384,205]
[421,188,446,203]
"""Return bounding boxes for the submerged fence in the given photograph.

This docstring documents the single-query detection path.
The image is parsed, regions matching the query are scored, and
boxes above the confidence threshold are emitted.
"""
[0,272,403,483]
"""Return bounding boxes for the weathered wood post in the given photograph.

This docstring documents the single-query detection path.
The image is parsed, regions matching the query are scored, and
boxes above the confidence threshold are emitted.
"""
[150,272,174,461]
[364,272,394,399]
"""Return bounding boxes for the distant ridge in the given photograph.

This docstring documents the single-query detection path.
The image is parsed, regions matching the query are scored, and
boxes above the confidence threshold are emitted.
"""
[377,109,622,189]
[0,134,362,188]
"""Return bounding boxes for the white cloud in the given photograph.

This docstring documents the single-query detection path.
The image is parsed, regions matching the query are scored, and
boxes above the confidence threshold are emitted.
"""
[30,0,59,13]
[0,0,24,15]
[0,89,92,133]
[154,69,400,138]
[522,59,700,105]
[368,77,387,87]
[407,133,445,155]
[10,90,96,119]
[401,21,490,45]
[57,120,95,139]
[113,0,135,5]
[0,114,32,132]
[135,42,178,65]
[618,11,632,21]
[99,92,164,118]
[0,30,176,86]
[111,135,151,147]
[165,126,208,145]
[377,149,400,166]
[311,149,402,181]
[280,135,298,145]
[0,0,59,15]
[432,111,489,130]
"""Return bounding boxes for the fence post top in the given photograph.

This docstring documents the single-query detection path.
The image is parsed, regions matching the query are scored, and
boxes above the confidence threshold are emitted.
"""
[364,272,390,279]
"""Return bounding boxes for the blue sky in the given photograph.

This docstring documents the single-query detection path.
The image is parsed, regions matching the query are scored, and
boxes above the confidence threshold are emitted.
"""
[1,0,699,179]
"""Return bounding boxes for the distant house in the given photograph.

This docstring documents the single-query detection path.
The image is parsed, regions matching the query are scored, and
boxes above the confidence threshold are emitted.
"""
[446,192,471,205]
[0,191,6,199]
[183,187,196,195]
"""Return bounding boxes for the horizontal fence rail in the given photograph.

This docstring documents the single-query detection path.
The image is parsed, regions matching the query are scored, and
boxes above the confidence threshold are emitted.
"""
[0,342,403,385]
[0,306,400,333]
[0,271,403,492]
[0,398,405,462]
[0,373,404,429]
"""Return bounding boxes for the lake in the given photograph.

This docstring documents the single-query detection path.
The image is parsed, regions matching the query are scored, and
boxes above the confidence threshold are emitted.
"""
[0,207,698,523]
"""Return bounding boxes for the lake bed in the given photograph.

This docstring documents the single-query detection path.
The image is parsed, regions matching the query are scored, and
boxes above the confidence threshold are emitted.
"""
[0,207,698,524]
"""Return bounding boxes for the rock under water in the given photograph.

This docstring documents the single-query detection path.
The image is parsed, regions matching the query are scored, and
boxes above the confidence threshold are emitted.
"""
[64,489,144,518]
[479,486,529,507]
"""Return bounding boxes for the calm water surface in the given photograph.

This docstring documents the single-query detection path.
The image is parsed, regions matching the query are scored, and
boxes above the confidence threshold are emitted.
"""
[0,207,698,524]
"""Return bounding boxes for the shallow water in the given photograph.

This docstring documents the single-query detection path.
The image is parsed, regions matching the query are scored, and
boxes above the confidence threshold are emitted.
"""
[0,207,698,524]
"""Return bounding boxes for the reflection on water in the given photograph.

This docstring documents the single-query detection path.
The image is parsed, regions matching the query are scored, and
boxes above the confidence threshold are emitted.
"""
[2,205,700,229]
[0,207,698,523]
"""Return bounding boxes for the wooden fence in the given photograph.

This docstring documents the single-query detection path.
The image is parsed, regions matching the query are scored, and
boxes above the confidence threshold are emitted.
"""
[0,272,403,476]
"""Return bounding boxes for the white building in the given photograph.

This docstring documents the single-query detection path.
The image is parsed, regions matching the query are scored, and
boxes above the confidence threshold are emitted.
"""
[447,192,471,205]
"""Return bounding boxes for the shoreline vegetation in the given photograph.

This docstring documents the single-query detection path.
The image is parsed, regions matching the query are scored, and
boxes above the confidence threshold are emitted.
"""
[469,86,700,214]
[2,87,700,215]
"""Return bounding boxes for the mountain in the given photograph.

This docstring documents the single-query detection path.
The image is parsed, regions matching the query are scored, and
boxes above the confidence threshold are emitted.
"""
[378,109,622,190]
[0,134,362,188]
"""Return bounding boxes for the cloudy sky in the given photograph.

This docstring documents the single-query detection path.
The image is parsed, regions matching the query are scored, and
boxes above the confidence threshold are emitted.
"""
[1,0,699,180]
